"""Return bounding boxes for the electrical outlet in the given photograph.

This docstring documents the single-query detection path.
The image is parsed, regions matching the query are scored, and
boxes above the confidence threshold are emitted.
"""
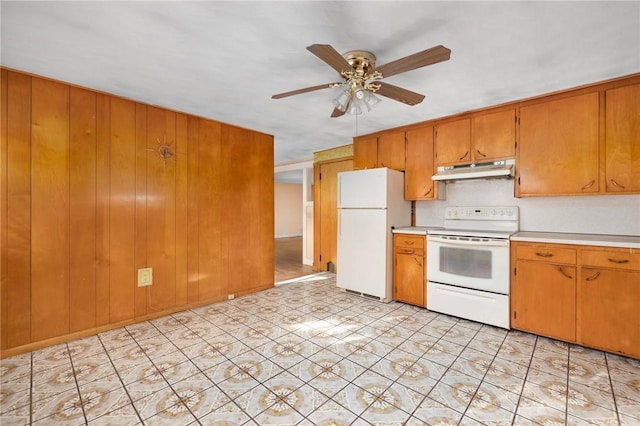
[228,294,235,300]
[138,268,153,287]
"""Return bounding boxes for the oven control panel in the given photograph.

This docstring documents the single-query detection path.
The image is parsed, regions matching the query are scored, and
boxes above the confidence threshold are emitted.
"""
[444,206,519,221]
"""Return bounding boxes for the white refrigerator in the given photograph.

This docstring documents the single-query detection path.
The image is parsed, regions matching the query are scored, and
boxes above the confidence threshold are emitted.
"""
[336,167,411,302]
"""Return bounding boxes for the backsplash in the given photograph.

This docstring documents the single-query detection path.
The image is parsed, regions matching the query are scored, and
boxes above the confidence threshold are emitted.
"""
[415,179,640,236]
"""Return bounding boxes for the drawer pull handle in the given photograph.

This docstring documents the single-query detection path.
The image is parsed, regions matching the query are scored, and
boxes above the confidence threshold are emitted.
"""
[557,267,573,279]
[459,151,469,161]
[585,271,600,281]
[610,179,625,189]
[608,258,630,264]
[405,241,415,245]
[535,252,554,258]
[581,180,595,190]
[401,249,415,255]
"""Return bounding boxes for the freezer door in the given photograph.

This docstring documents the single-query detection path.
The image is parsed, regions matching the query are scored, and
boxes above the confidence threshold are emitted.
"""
[336,208,390,299]
[337,168,388,209]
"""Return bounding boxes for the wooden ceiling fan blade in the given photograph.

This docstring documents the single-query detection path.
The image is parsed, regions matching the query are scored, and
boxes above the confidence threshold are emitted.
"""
[375,45,451,78]
[331,107,346,118]
[376,83,425,105]
[272,83,341,99]
[307,44,353,74]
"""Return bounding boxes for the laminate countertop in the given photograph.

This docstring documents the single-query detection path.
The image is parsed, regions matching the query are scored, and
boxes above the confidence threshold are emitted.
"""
[511,231,640,249]
[392,226,444,236]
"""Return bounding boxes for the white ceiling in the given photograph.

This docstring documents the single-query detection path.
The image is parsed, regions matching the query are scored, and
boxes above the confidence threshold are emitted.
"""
[2,1,639,167]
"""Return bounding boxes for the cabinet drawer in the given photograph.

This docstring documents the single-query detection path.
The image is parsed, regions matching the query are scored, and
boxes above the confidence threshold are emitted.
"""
[394,234,425,249]
[396,248,425,257]
[516,245,576,264]
[581,249,640,271]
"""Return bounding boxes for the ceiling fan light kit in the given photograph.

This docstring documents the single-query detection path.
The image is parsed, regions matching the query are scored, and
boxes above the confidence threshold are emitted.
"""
[333,87,381,115]
[272,44,451,118]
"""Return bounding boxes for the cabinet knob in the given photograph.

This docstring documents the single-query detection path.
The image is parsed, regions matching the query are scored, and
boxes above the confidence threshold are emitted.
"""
[581,180,595,190]
[535,252,554,258]
[585,271,601,281]
[607,258,630,264]
[556,267,573,279]
[610,179,625,189]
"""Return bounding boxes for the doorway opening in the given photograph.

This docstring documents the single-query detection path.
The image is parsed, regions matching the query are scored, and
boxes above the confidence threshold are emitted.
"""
[275,236,313,283]
[274,161,314,283]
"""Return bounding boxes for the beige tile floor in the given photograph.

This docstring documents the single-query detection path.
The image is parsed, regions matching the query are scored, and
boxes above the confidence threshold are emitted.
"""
[1,273,639,425]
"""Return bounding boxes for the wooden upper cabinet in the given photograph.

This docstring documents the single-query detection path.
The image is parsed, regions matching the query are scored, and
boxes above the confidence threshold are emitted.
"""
[605,83,640,193]
[435,118,471,166]
[517,92,600,197]
[473,109,516,161]
[377,131,406,170]
[353,136,378,170]
[405,126,438,200]
[435,109,515,167]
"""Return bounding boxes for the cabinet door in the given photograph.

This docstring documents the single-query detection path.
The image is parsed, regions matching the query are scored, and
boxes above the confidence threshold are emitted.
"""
[378,132,406,170]
[353,136,378,170]
[473,109,515,162]
[605,84,640,193]
[405,126,437,200]
[435,118,471,166]
[512,260,576,342]
[578,267,640,358]
[518,93,599,196]
[394,249,426,307]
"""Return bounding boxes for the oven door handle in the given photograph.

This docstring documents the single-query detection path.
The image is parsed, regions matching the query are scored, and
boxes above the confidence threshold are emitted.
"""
[428,235,509,247]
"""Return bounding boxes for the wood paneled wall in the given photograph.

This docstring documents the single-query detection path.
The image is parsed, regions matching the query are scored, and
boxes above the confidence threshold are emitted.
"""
[1,69,275,356]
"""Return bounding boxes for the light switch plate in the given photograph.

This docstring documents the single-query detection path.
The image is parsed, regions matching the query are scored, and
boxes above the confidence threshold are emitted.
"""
[138,268,153,287]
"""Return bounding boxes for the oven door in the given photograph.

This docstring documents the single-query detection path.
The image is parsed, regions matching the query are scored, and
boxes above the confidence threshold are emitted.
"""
[427,235,510,294]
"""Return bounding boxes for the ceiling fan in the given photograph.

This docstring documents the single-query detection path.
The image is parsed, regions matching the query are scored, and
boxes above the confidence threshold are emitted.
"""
[272,44,451,117]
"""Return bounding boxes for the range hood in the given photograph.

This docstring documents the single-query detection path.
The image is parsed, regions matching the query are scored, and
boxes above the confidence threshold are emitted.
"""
[432,159,515,181]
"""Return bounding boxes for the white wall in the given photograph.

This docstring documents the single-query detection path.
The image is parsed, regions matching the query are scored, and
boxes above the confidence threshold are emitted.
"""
[415,179,640,236]
[275,182,303,238]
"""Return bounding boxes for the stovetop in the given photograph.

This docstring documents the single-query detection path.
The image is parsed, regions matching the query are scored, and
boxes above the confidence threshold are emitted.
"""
[427,228,517,239]
[427,206,519,239]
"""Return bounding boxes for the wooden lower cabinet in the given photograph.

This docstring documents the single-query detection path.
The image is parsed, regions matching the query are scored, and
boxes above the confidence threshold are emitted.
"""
[578,267,640,358]
[511,260,576,342]
[578,246,640,358]
[512,241,640,358]
[393,234,426,307]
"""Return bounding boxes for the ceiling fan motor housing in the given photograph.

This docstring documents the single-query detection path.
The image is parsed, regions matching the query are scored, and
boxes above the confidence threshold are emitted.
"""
[343,51,376,75]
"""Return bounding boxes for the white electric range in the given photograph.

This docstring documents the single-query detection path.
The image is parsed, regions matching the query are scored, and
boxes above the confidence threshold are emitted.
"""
[426,206,519,329]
